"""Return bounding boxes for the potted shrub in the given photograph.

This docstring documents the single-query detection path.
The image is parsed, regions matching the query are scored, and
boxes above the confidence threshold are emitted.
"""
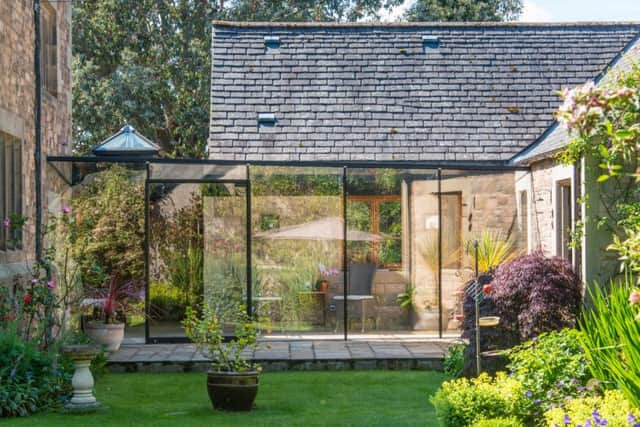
[83,275,141,352]
[396,285,417,327]
[183,304,260,412]
[415,299,441,331]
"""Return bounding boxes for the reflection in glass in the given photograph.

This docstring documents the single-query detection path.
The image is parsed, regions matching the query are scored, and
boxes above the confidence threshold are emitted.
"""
[251,166,343,336]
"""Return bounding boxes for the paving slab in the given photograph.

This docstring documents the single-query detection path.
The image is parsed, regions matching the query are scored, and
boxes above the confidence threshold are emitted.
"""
[110,338,452,371]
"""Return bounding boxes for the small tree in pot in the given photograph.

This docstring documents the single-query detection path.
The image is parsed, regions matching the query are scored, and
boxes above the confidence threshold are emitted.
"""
[183,304,260,412]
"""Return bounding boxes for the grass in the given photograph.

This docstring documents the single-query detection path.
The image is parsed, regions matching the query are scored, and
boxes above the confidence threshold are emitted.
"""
[5,370,448,427]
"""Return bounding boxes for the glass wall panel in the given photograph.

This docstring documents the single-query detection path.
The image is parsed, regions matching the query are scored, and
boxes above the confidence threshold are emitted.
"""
[46,161,147,343]
[405,169,441,336]
[250,166,343,337]
[439,169,523,336]
[148,182,246,340]
[344,168,438,336]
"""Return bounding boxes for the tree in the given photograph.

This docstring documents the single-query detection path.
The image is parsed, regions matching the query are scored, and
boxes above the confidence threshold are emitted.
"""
[72,0,401,158]
[226,0,401,22]
[405,0,522,22]
[72,0,222,157]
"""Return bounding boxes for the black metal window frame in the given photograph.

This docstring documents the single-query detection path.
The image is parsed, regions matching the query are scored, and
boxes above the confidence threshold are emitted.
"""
[48,155,528,343]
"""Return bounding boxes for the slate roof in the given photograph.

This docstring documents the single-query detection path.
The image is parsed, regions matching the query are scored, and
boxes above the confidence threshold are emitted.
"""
[511,35,640,165]
[208,22,640,163]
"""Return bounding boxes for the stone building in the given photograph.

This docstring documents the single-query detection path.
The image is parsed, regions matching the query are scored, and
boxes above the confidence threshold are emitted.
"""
[207,22,640,333]
[0,0,72,279]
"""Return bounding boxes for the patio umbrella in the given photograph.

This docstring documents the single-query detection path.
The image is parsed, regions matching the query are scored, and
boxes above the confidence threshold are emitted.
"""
[254,216,381,241]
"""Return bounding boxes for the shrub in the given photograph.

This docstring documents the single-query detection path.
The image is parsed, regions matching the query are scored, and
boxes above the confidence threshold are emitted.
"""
[0,324,72,417]
[491,252,582,341]
[505,329,594,420]
[470,417,524,427]
[149,281,186,321]
[579,276,640,407]
[443,343,466,378]
[544,390,640,427]
[431,372,528,426]
[73,164,145,287]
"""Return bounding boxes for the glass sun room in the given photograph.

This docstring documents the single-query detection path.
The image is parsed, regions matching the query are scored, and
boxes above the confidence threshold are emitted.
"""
[46,157,527,343]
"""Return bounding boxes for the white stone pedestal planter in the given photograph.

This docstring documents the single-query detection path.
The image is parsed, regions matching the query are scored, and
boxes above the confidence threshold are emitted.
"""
[62,345,102,412]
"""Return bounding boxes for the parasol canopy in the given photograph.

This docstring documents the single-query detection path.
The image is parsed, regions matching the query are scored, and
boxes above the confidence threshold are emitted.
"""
[254,216,381,242]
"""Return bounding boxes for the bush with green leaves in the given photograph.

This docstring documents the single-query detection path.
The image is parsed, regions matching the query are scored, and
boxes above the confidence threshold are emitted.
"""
[0,324,72,417]
[72,164,145,288]
[443,343,465,378]
[544,390,639,427]
[149,281,187,321]
[579,276,640,407]
[505,329,594,418]
[470,417,524,427]
[431,372,528,426]
[183,304,259,373]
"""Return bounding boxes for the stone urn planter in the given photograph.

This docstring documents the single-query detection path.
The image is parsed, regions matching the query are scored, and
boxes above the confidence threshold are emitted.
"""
[414,309,439,331]
[62,344,102,412]
[84,321,125,352]
[207,370,260,411]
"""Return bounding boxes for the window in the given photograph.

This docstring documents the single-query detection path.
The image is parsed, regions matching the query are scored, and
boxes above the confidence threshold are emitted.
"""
[347,196,401,268]
[518,190,529,249]
[556,180,572,262]
[441,192,462,269]
[41,0,57,97]
[0,131,23,251]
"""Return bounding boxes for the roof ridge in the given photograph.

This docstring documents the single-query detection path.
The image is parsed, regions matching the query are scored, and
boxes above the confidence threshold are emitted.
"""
[213,20,640,29]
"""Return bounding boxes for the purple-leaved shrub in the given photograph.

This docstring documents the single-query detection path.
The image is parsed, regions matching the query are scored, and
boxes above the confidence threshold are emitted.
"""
[491,251,582,341]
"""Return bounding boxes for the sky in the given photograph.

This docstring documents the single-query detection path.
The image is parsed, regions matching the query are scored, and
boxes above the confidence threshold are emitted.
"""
[383,0,640,22]
[520,0,640,22]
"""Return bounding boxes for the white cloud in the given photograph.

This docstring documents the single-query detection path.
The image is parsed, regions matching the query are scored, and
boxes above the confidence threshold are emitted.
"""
[520,1,554,22]
[380,0,416,22]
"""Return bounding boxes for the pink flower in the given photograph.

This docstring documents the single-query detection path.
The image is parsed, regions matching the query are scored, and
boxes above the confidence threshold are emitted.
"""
[629,290,640,306]
[62,206,71,214]
[47,280,57,290]
[2,218,9,228]
[31,278,39,284]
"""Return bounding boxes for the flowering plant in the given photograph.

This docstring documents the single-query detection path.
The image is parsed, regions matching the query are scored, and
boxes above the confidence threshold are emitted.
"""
[544,390,640,427]
[83,274,143,324]
[315,263,339,290]
[556,59,640,278]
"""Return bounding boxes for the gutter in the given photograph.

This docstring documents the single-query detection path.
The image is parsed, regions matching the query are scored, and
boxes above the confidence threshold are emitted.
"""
[34,0,43,261]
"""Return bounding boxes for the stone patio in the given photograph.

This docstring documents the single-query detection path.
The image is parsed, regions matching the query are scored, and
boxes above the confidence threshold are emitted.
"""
[108,339,457,372]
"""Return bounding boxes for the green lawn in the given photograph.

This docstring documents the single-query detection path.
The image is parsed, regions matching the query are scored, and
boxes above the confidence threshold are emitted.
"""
[5,370,448,427]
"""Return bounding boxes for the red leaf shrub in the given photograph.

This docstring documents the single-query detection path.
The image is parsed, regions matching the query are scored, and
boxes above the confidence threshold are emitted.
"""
[491,251,582,340]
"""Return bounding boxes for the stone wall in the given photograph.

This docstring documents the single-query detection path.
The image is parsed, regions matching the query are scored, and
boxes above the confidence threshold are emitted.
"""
[0,0,72,275]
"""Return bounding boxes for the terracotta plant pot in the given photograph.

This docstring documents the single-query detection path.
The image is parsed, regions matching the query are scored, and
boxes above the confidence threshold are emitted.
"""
[319,280,329,293]
[84,321,125,352]
[207,370,259,411]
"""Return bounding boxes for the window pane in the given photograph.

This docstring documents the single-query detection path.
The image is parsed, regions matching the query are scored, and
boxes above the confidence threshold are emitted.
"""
[13,140,22,248]
[379,201,402,266]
